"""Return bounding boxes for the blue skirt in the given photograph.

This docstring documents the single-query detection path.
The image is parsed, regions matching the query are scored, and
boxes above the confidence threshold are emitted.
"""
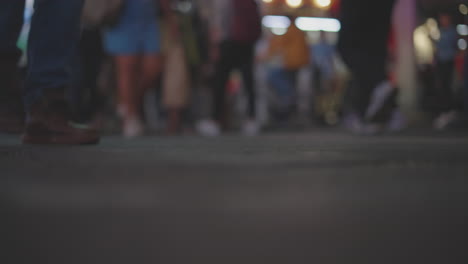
[104,0,161,55]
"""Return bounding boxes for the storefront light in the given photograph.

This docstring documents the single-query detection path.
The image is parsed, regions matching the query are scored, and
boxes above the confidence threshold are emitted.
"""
[295,17,341,32]
[313,0,331,9]
[457,24,468,36]
[271,28,288,35]
[262,15,291,29]
[262,16,340,33]
[458,39,467,50]
[286,0,303,8]
[459,4,468,15]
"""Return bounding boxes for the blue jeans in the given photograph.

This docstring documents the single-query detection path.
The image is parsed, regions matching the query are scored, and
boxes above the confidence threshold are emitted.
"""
[0,0,84,110]
[267,67,298,108]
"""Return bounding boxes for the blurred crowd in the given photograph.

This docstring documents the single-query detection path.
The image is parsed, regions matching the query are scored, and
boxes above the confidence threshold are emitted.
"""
[1,0,467,139]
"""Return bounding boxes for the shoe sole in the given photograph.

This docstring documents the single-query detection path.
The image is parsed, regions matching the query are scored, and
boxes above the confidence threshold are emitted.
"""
[21,134,100,145]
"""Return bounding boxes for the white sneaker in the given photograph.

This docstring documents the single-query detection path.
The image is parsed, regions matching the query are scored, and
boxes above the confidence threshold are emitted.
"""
[365,80,395,121]
[343,112,383,135]
[433,111,457,131]
[123,117,144,138]
[387,110,407,132]
[242,119,260,137]
[117,105,128,118]
[196,119,221,137]
[342,112,364,134]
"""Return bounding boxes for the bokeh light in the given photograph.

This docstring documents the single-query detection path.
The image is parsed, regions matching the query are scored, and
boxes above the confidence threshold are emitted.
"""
[286,0,303,8]
[314,0,331,8]
[458,39,467,50]
[459,4,468,15]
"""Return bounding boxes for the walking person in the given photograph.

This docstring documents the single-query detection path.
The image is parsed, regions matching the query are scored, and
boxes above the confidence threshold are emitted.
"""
[0,0,100,144]
[432,14,459,130]
[311,31,338,124]
[196,0,262,136]
[338,0,398,134]
[263,16,310,121]
[104,0,171,138]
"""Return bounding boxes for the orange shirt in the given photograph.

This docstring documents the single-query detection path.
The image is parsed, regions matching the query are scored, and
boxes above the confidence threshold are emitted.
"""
[268,25,310,70]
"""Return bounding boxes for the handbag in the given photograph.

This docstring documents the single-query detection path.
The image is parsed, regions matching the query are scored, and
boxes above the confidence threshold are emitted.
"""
[163,42,191,109]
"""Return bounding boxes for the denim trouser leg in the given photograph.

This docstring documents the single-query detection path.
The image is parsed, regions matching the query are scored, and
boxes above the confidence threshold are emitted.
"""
[268,68,295,108]
[0,0,24,106]
[24,0,84,110]
[0,0,25,57]
[338,0,395,117]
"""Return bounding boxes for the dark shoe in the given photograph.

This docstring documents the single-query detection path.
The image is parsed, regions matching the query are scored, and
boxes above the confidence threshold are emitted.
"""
[0,108,24,134]
[0,51,24,134]
[22,98,100,145]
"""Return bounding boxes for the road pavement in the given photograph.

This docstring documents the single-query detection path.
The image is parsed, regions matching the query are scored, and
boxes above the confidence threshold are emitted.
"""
[1,131,467,264]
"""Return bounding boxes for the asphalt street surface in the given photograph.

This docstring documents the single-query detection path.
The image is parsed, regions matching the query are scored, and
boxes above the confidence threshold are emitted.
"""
[1,131,467,264]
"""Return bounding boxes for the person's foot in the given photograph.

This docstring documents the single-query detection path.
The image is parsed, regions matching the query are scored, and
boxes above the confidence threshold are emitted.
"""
[444,114,468,131]
[22,99,100,145]
[242,119,260,137]
[123,117,144,138]
[365,80,397,123]
[386,109,407,132]
[0,106,24,134]
[196,119,221,137]
[342,112,385,136]
[433,111,457,131]
[342,112,364,134]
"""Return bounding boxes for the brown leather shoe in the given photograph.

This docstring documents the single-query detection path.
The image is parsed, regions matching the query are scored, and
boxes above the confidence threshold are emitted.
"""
[22,97,100,145]
[0,51,24,134]
[0,108,24,134]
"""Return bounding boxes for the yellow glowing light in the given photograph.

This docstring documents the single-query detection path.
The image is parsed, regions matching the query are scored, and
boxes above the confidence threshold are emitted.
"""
[262,0,273,3]
[286,0,303,8]
[314,0,331,8]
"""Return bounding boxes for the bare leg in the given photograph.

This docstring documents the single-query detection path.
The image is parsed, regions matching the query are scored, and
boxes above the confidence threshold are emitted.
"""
[138,54,162,107]
[115,55,146,137]
[115,55,139,117]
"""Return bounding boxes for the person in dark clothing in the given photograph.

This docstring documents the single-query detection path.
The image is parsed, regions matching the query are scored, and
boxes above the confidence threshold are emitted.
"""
[0,2,27,134]
[435,14,458,108]
[196,0,262,136]
[0,46,23,134]
[0,0,99,144]
[70,27,106,124]
[338,0,397,133]
[432,14,459,130]
[212,42,256,125]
